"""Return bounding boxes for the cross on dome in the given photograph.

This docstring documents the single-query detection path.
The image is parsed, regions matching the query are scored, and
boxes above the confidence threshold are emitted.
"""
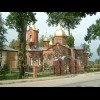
[57,24,62,30]
[30,22,36,30]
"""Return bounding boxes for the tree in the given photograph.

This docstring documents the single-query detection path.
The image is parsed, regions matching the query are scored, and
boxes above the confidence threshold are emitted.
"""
[46,12,96,18]
[0,13,7,49]
[97,45,100,56]
[85,18,100,43]
[84,18,100,60]
[71,12,97,18]
[6,12,37,79]
[49,34,54,44]
[46,12,82,35]
[95,58,100,64]
[81,43,93,58]
[66,35,74,47]
[9,39,19,50]
[39,35,44,47]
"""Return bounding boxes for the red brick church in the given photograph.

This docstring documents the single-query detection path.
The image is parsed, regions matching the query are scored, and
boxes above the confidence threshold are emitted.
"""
[26,23,88,76]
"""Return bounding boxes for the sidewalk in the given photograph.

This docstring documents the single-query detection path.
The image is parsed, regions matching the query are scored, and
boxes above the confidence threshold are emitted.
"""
[0,74,77,85]
[0,72,100,85]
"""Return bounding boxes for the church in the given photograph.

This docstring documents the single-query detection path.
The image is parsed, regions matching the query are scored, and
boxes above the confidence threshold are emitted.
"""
[26,23,88,75]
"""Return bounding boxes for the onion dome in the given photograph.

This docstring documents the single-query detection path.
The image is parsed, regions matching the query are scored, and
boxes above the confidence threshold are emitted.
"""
[54,24,66,37]
[44,35,50,41]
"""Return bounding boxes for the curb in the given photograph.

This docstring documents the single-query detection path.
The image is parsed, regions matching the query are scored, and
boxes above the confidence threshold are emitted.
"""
[0,74,77,85]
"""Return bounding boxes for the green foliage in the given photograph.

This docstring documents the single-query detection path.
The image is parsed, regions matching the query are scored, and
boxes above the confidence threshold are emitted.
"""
[44,63,49,70]
[39,35,44,47]
[97,45,100,56]
[95,58,100,64]
[9,39,19,50]
[46,12,96,18]
[72,12,96,18]
[6,12,37,33]
[66,35,74,47]
[0,72,18,80]
[0,13,7,49]
[0,62,10,77]
[46,12,82,35]
[85,18,100,43]
[6,12,37,79]
[84,19,100,56]
[49,34,54,44]
[81,43,93,58]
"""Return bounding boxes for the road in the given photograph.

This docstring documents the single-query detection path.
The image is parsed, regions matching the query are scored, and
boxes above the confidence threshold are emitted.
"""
[0,72,100,87]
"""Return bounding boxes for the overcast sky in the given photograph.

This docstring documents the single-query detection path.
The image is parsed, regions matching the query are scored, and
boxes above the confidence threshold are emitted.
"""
[1,12,100,61]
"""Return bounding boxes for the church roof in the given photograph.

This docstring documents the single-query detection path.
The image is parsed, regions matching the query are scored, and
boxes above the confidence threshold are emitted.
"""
[0,46,18,52]
[27,47,43,51]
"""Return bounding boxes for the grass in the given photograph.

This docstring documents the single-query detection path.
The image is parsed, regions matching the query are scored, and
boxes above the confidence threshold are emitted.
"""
[0,70,76,80]
[0,72,18,80]
[37,71,55,78]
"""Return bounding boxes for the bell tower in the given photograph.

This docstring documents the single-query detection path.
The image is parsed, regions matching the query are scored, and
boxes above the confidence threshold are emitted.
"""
[26,22,39,49]
[43,35,50,49]
[54,24,66,45]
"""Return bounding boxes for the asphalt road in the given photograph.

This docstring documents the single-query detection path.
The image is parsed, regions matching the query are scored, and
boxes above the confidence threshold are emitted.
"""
[1,72,100,87]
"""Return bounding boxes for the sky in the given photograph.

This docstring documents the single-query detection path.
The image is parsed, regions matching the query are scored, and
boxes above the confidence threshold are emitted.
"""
[1,12,100,61]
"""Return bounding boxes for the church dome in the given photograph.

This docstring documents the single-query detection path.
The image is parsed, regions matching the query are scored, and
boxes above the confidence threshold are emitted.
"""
[44,35,50,41]
[54,24,66,37]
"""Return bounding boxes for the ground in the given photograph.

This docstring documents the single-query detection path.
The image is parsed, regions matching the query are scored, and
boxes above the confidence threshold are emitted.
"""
[0,72,100,87]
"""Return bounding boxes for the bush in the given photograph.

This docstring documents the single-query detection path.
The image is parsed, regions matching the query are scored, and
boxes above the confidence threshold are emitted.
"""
[0,63,10,76]
[44,63,50,70]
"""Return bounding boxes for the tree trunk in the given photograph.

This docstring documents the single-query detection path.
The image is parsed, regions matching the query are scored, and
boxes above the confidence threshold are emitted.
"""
[68,25,70,36]
[18,24,27,79]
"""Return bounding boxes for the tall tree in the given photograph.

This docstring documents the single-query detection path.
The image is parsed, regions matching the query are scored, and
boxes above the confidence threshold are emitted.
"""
[85,18,100,43]
[9,39,19,50]
[6,12,37,79]
[97,45,100,56]
[84,18,100,60]
[46,12,82,35]
[66,35,74,47]
[95,58,100,64]
[81,43,93,58]
[46,12,96,18]
[71,12,96,18]
[0,13,7,49]
[39,35,44,47]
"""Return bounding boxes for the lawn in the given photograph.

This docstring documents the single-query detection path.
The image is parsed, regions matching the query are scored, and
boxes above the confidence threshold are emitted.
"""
[0,72,18,80]
[37,71,54,78]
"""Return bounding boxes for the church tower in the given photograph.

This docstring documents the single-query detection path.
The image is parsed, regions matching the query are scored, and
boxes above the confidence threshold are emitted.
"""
[26,22,39,49]
[43,35,50,49]
[54,24,66,45]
